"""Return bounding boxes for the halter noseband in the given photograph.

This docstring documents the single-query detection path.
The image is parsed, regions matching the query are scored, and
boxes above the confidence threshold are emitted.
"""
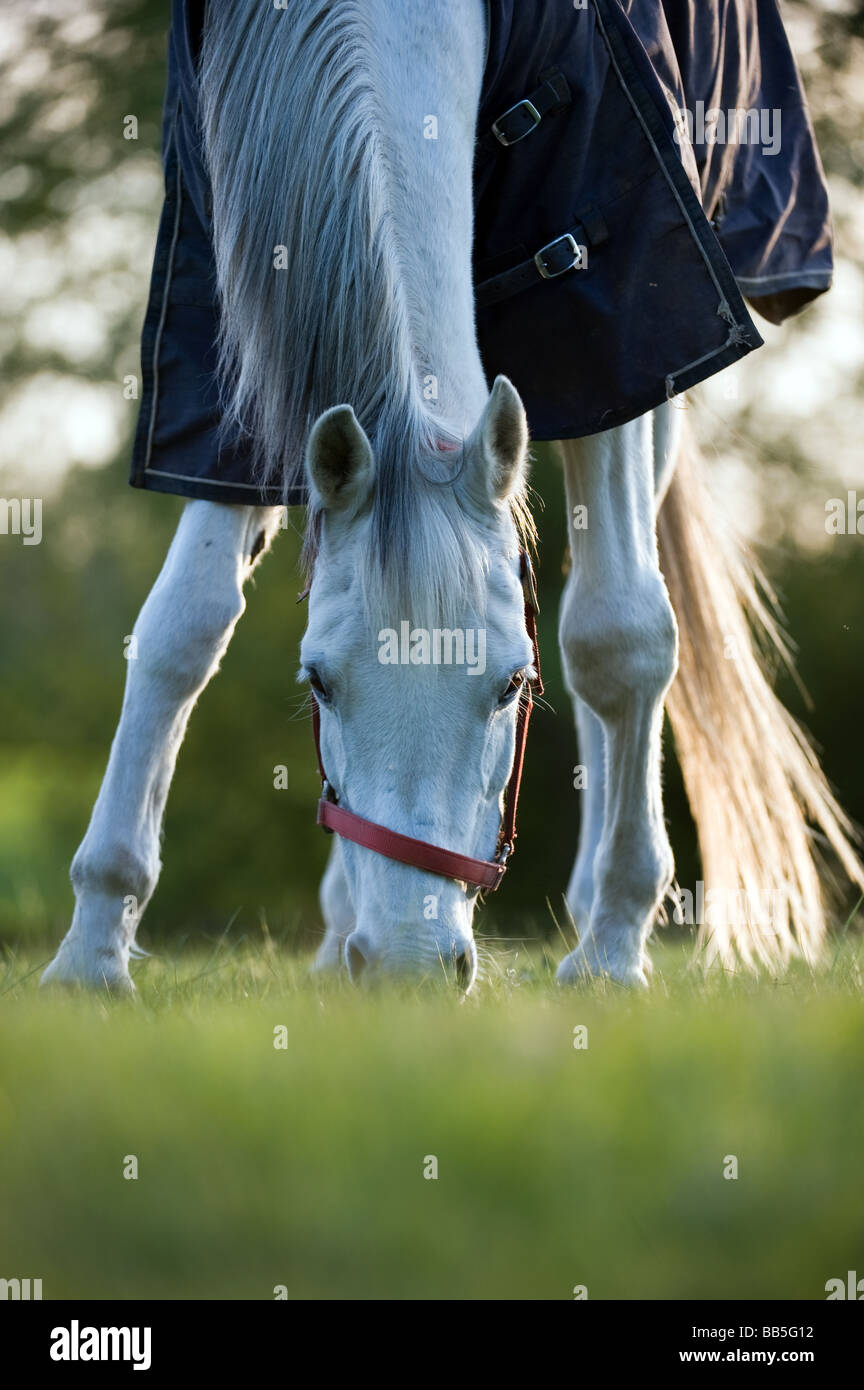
[307,551,543,892]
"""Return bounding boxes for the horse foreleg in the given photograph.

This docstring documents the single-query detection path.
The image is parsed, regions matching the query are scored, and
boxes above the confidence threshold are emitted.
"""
[41,500,281,991]
[556,415,678,988]
[565,693,606,931]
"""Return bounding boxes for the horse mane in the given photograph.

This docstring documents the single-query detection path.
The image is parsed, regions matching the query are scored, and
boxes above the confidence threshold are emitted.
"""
[198,0,533,624]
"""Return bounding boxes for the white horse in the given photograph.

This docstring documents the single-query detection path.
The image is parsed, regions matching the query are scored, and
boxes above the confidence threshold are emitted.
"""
[43,0,861,992]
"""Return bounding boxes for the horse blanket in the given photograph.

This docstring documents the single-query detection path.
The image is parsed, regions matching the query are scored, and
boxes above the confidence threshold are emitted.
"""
[130,0,832,508]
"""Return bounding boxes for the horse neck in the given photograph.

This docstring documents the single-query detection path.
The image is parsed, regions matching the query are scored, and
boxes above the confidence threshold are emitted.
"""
[200,0,490,487]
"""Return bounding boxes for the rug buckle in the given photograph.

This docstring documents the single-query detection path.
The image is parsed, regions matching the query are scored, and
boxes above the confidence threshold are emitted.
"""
[534,233,582,280]
[492,98,542,146]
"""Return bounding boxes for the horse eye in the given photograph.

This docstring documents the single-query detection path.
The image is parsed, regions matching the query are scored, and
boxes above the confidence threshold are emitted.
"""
[499,671,526,705]
[307,667,331,702]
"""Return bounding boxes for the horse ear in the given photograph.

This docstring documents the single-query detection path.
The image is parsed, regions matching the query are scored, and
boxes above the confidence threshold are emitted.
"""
[463,375,529,504]
[306,405,375,512]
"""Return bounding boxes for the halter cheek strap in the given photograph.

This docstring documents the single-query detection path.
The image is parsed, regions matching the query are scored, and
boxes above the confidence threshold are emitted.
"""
[308,551,543,892]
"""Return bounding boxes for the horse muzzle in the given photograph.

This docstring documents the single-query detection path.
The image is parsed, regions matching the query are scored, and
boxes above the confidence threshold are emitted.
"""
[344,928,477,991]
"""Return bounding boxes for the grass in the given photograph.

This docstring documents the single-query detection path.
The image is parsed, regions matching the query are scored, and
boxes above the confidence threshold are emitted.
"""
[1,930,863,1300]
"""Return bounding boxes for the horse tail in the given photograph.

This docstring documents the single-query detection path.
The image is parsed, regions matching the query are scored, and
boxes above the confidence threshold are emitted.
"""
[657,426,864,970]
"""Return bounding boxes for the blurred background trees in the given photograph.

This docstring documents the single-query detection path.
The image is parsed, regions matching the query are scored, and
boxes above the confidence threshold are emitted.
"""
[1,0,861,951]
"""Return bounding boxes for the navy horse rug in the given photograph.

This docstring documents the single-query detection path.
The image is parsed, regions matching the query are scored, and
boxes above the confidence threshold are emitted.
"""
[130,0,832,508]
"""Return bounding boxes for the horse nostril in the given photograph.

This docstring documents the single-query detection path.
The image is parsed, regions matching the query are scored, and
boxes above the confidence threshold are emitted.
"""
[454,947,476,992]
[344,930,371,983]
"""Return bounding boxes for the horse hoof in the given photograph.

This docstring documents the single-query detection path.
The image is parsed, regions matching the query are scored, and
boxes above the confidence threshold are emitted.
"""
[40,944,135,995]
[556,941,649,990]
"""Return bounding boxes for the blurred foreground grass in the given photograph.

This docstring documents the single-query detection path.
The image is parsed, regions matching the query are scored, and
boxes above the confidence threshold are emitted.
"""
[1,934,862,1300]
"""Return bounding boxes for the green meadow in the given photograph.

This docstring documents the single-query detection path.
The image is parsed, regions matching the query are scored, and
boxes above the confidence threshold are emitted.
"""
[1,934,862,1301]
